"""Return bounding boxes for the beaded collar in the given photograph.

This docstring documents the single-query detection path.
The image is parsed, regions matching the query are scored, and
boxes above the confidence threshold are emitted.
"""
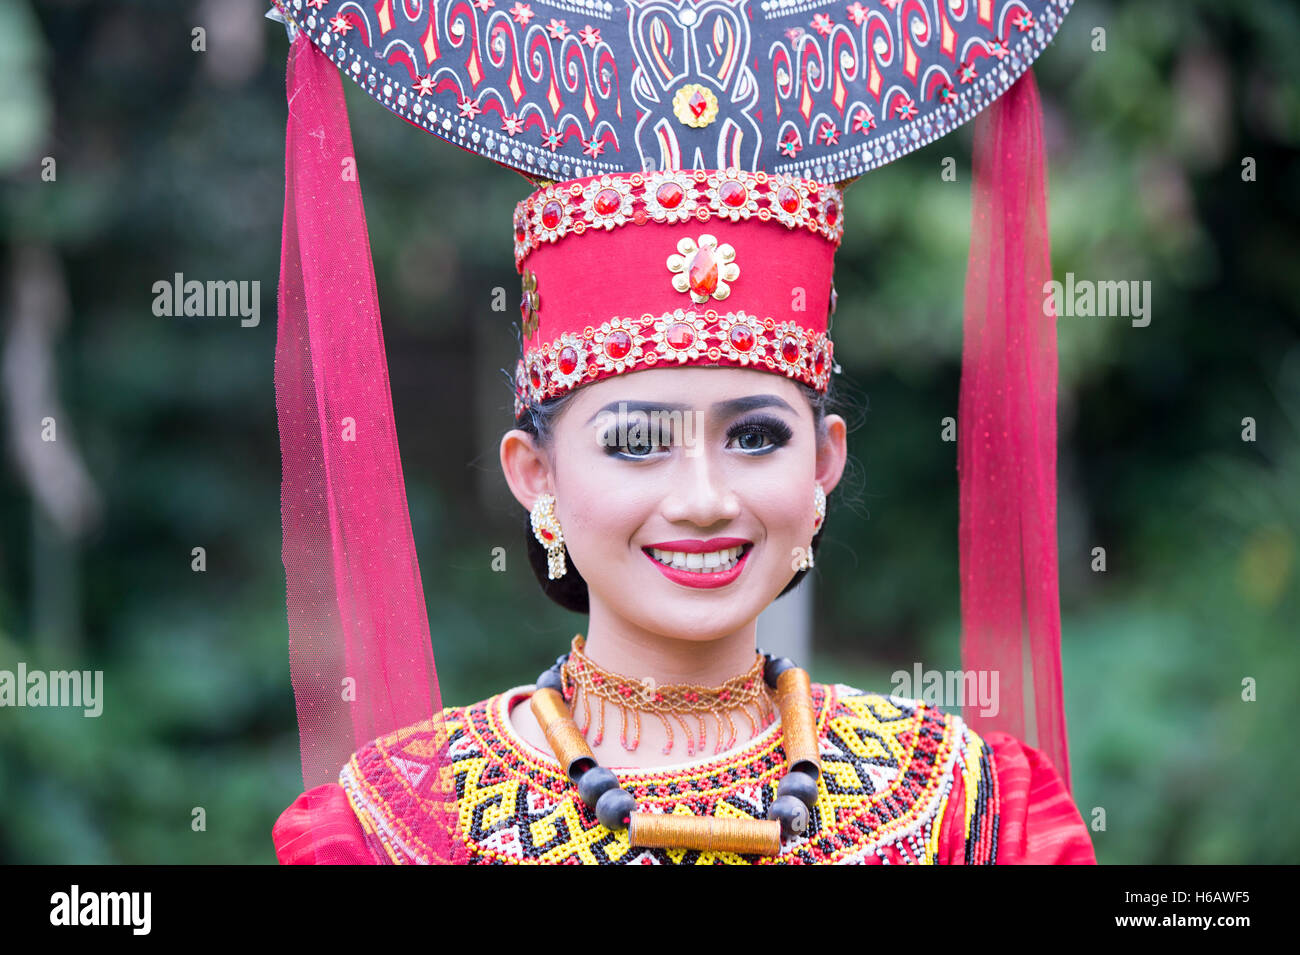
[339,682,1002,864]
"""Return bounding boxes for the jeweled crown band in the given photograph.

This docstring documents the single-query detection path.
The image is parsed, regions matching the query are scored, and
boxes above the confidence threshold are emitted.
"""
[512,308,835,419]
[514,167,845,271]
[510,168,841,420]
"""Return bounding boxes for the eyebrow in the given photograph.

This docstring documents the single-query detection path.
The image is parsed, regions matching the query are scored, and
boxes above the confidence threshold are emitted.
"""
[584,394,797,427]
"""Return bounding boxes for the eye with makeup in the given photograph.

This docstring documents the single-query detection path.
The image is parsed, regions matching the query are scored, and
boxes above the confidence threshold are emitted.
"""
[603,413,793,459]
[598,412,672,459]
[725,413,793,455]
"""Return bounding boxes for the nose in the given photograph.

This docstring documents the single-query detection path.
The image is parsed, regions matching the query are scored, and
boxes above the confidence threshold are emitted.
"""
[659,445,741,528]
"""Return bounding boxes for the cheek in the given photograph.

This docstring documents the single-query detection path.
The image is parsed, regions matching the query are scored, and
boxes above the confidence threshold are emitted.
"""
[740,463,813,533]
[555,457,649,551]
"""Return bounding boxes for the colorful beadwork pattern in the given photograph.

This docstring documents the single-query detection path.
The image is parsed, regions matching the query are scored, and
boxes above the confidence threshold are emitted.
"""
[339,683,1000,864]
[512,308,834,418]
[513,168,844,270]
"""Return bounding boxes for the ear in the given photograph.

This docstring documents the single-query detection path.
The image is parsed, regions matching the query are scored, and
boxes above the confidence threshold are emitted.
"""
[500,428,554,512]
[814,414,849,497]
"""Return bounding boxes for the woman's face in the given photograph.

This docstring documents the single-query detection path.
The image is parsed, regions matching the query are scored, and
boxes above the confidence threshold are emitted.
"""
[506,366,847,643]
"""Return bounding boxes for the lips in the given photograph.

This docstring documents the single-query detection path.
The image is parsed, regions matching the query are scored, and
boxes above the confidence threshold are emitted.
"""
[641,541,754,589]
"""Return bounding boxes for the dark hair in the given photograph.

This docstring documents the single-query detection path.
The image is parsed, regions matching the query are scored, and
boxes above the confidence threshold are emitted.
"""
[512,373,846,614]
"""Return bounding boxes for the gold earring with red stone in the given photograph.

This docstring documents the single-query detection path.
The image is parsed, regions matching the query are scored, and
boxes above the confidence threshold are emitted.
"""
[531,492,568,579]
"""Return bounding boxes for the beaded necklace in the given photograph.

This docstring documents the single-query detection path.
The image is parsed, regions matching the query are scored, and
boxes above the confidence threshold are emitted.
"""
[531,648,821,857]
[561,634,777,756]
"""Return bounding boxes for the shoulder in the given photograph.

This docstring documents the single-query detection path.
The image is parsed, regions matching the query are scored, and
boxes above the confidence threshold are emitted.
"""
[271,781,379,865]
[833,679,1099,865]
[272,694,493,866]
[332,690,520,864]
[821,683,1093,864]
[974,728,1098,864]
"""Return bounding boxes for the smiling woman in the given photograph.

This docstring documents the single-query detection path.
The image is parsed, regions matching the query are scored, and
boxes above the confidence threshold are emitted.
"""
[268,0,1095,864]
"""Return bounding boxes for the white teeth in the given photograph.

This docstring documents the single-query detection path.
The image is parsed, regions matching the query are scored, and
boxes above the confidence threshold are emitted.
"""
[649,546,745,573]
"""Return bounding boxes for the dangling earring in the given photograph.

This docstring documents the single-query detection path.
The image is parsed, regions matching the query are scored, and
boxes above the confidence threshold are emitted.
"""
[797,484,827,572]
[531,492,568,579]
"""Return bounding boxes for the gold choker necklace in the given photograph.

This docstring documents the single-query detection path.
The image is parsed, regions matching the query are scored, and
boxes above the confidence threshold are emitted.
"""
[561,634,776,756]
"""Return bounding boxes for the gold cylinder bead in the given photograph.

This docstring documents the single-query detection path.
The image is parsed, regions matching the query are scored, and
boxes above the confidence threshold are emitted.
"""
[628,812,781,857]
[775,667,820,777]
[530,687,596,781]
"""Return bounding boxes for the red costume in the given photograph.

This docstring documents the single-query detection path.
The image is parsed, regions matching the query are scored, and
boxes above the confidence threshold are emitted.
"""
[265,0,1094,863]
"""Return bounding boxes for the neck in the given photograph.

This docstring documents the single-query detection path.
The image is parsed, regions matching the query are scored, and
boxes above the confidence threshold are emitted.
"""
[559,599,768,769]
[581,598,761,688]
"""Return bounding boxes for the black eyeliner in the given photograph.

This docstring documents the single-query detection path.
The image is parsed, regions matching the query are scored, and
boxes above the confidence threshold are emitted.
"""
[726,413,793,452]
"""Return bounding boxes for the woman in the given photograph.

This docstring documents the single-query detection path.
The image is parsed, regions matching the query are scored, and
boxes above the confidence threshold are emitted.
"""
[267,0,1094,863]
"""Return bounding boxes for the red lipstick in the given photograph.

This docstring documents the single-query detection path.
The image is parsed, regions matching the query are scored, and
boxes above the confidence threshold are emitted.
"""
[641,539,754,589]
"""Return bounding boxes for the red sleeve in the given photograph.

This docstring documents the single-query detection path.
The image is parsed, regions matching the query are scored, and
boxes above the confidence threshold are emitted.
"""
[272,782,379,865]
[986,731,1097,865]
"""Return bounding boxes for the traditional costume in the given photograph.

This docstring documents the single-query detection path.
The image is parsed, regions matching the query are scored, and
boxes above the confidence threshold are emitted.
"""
[266,0,1095,864]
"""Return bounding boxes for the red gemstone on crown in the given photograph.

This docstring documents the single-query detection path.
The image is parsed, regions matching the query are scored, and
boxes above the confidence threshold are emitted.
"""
[541,200,563,230]
[729,324,755,352]
[593,188,621,216]
[814,348,826,375]
[777,185,799,214]
[688,247,719,296]
[719,180,747,207]
[604,330,632,361]
[557,346,579,376]
[824,198,838,225]
[666,322,696,351]
[781,337,800,364]
[656,181,684,209]
[529,362,543,389]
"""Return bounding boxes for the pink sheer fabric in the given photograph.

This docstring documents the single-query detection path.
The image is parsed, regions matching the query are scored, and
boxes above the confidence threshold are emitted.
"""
[276,33,459,863]
[958,69,1071,791]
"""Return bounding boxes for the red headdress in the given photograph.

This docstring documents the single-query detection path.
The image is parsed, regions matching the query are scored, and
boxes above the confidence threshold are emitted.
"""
[268,0,1076,863]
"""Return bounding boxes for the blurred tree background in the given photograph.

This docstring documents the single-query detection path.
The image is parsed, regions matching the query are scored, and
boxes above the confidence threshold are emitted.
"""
[0,0,1296,863]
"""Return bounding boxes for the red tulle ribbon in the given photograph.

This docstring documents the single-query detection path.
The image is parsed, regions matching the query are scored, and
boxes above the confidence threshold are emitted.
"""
[958,69,1071,791]
[276,34,459,861]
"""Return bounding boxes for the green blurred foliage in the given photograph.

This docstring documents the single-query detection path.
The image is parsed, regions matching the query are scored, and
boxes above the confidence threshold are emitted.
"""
[0,0,1296,864]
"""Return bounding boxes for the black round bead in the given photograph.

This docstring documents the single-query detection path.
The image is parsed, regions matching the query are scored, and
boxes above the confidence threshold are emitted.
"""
[534,666,563,692]
[767,794,810,838]
[776,770,819,810]
[791,758,821,782]
[576,766,620,809]
[763,656,796,689]
[595,787,638,831]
